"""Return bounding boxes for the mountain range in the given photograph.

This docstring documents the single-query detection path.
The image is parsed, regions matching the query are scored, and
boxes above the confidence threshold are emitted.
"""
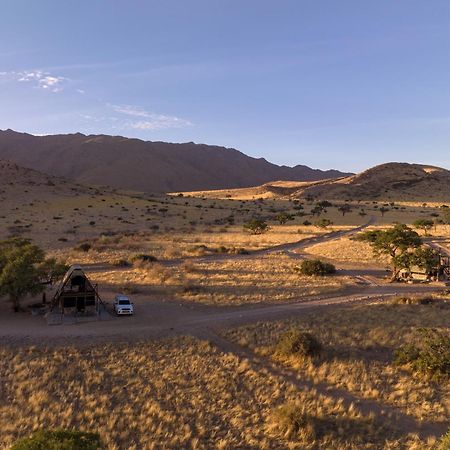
[0,129,351,193]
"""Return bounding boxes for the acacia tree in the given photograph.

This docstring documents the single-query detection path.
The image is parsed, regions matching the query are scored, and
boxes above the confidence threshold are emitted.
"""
[275,213,293,225]
[410,247,440,274]
[0,238,66,311]
[356,224,422,281]
[338,204,352,216]
[243,218,270,235]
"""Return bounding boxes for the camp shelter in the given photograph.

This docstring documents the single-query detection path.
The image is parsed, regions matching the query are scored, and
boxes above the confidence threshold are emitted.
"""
[52,265,101,314]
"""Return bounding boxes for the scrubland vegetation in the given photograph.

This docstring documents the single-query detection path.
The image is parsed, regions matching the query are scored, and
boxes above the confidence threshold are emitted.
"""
[225,298,450,448]
[2,297,448,449]
[3,170,450,449]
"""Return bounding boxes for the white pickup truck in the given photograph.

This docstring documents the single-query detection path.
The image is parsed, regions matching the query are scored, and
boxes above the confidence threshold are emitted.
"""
[113,295,134,315]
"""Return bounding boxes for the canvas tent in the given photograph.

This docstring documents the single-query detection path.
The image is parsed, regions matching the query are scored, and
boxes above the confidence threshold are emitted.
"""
[52,265,101,314]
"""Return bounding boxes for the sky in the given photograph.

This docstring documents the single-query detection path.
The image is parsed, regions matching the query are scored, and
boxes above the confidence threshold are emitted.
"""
[1,1,450,172]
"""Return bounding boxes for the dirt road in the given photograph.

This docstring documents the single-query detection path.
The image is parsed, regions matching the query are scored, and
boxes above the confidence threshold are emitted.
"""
[1,216,445,343]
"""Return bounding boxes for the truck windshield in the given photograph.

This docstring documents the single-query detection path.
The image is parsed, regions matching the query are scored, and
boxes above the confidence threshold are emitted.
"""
[118,300,130,305]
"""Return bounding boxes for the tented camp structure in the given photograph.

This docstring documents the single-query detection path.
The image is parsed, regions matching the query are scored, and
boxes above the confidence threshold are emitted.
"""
[398,253,450,283]
[52,265,102,315]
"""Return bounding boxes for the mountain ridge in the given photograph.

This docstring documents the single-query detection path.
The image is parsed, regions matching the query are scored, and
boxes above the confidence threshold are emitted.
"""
[0,129,351,193]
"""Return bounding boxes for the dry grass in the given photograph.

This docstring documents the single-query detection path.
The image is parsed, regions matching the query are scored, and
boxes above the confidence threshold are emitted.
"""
[86,254,357,306]
[0,335,433,450]
[224,300,450,435]
[178,254,356,305]
[0,336,289,449]
[51,224,349,265]
[304,235,390,265]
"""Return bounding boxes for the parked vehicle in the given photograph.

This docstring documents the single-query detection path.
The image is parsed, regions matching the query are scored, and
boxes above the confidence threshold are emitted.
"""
[113,295,134,315]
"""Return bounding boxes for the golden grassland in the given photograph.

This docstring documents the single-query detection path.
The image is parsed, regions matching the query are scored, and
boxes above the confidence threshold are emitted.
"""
[304,235,390,265]
[224,299,450,444]
[86,254,358,306]
[0,331,438,450]
[3,178,450,449]
[3,171,444,254]
[304,224,450,265]
[50,224,338,263]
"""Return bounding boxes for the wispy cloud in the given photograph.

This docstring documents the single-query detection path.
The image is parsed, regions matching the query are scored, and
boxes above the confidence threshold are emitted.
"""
[109,103,193,130]
[0,70,67,92]
[110,104,151,118]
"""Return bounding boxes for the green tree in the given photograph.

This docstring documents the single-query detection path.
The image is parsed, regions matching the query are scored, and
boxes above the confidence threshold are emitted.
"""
[243,218,270,235]
[310,206,324,217]
[275,213,293,225]
[39,258,69,286]
[314,218,333,229]
[413,219,434,236]
[0,238,64,311]
[411,247,440,274]
[356,224,422,281]
[316,200,333,209]
[338,204,352,216]
[11,429,102,450]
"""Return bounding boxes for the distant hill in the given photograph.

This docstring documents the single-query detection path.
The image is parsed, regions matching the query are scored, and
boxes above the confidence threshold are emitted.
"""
[187,163,450,202]
[0,159,81,192]
[0,129,351,193]
[294,163,450,202]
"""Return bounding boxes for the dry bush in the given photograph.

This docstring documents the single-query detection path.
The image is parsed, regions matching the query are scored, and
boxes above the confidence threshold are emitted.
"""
[275,329,322,358]
[268,401,385,448]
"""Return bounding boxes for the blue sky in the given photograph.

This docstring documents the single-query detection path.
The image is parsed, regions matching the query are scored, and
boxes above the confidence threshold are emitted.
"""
[2,1,450,172]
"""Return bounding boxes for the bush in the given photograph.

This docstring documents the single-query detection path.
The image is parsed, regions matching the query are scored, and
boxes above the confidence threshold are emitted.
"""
[270,403,314,440]
[75,243,91,252]
[297,259,336,276]
[243,218,270,235]
[111,258,131,267]
[314,218,333,229]
[132,253,158,263]
[395,328,450,378]
[11,429,102,450]
[276,328,322,358]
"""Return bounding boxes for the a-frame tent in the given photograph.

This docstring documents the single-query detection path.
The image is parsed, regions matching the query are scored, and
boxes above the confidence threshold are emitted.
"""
[52,265,101,314]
